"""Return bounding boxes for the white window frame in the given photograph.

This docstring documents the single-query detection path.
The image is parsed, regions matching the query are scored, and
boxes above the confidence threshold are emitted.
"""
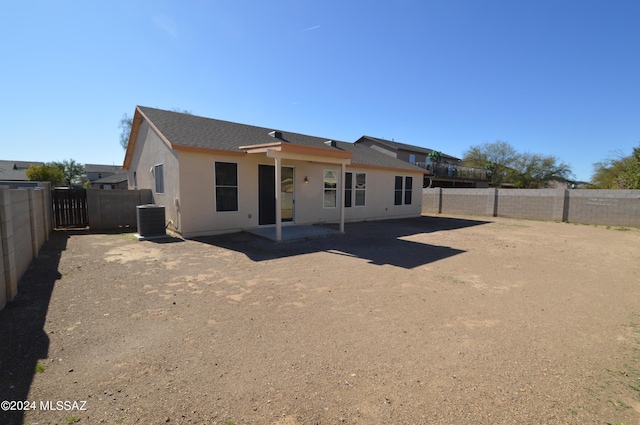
[154,164,164,194]
[404,176,413,205]
[214,161,239,212]
[354,172,366,207]
[323,169,337,208]
[394,175,413,205]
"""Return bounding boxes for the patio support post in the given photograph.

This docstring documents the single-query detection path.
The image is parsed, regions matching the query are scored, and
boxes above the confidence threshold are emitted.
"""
[274,154,282,242]
[340,162,346,233]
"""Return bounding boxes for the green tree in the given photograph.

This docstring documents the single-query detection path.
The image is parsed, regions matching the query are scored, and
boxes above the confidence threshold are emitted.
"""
[463,141,573,188]
[50,159,85,187]
[427,150,442,175]
[26,164,64,187]
[625,146,640,189]
[463,141,519,186]
[119,113,133,150]
[509,152,573,188]
[592,145,640,189]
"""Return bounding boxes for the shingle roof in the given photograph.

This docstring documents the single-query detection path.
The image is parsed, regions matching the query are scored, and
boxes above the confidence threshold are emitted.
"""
[136,107,423,172]
[0,160,45,181]
[358,136,461,162]
[85,164,123,173]
[92,172,128,184]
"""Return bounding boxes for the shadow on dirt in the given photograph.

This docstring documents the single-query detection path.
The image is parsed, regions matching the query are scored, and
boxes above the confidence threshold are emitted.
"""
[0,231,68,425]
[192,216,491,269]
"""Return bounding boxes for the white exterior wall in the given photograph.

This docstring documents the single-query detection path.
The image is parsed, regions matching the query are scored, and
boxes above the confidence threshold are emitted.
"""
[343,167,422,222]
[177,150,423,237]
[128,122,423,237]
[127,121,180,230]
[177,150,251,236]
[177,152,347,237]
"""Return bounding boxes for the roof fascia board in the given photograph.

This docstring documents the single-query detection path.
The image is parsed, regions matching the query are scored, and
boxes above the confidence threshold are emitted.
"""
[138,107,174,151]
[173,145,246,157]
[122,108,143,169]
[266,148,351,165]
[280,143,352,159]
[242,142,352,160]
[239,142,282,153]
[349,162,425,174]
[123,106,176,169]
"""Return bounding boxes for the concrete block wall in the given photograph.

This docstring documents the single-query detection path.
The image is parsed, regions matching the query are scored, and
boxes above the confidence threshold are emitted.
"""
[0,186,53,310]
[566,190,640,227]
[87,189,153,231]
[423,188,640,228]
[10,190,32,288]
[0,187,14,308]
[422,188,441,214]
[496,189,566,221]
[0,214,4,308]
[440,188,496,216]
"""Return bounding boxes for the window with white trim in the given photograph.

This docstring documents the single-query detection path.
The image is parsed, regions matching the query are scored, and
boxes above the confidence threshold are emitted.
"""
[394,175,413,205]
[344,172,366,207]
[344,172,352,208]
[154,164,164,194]
[324,170,337,208]
[404,176,413,205]
[355,172,366,206]
[215,162,238,212]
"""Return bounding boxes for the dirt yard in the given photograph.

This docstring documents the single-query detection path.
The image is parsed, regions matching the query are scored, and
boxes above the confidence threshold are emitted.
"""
[2,215,639,425]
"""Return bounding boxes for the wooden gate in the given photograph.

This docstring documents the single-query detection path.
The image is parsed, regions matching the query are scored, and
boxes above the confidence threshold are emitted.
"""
[52,188,88,227]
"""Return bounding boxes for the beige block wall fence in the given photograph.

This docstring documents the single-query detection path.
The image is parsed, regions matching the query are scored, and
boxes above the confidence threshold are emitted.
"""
[87,188,153,231]
[423,188,640,227]
[0,184,53,310]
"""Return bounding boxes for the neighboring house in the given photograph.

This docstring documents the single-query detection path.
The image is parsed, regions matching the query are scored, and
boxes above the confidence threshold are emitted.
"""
[85,164,124,183]
[355,136,490,188]
[90,172,128,190]
[0,160,44,181]
[124,106,424,240]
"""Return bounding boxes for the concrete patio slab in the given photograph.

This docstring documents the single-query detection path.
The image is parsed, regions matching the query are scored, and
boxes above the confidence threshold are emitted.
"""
[245,224,342,241]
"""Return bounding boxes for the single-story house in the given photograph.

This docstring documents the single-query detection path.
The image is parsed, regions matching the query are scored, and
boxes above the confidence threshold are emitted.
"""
[123,106,424,240]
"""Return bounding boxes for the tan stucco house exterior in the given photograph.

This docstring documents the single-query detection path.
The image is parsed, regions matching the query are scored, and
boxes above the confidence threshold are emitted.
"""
[123,106,424,240]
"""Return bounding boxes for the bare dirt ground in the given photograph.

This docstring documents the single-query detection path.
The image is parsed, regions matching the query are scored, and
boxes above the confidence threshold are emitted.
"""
[2,215,640,425]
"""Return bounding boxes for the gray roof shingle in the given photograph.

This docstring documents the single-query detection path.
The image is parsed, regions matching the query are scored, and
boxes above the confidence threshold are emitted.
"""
[358,135,461,162]
[0,160,45,181]
[92,172,128,184]
[85,164,123,173]
[137,107,423,172]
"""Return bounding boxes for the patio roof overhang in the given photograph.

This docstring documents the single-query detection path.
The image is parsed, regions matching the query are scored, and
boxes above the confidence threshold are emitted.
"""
[239,141,351,242]
[239,141,352,164]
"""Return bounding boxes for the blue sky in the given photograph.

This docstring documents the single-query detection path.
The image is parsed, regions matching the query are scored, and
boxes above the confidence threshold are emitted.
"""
[1,0,639,182]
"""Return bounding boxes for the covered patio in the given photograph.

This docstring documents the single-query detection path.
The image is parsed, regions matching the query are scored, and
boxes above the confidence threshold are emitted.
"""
[245,224,342,242]
[240,138,352,242]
